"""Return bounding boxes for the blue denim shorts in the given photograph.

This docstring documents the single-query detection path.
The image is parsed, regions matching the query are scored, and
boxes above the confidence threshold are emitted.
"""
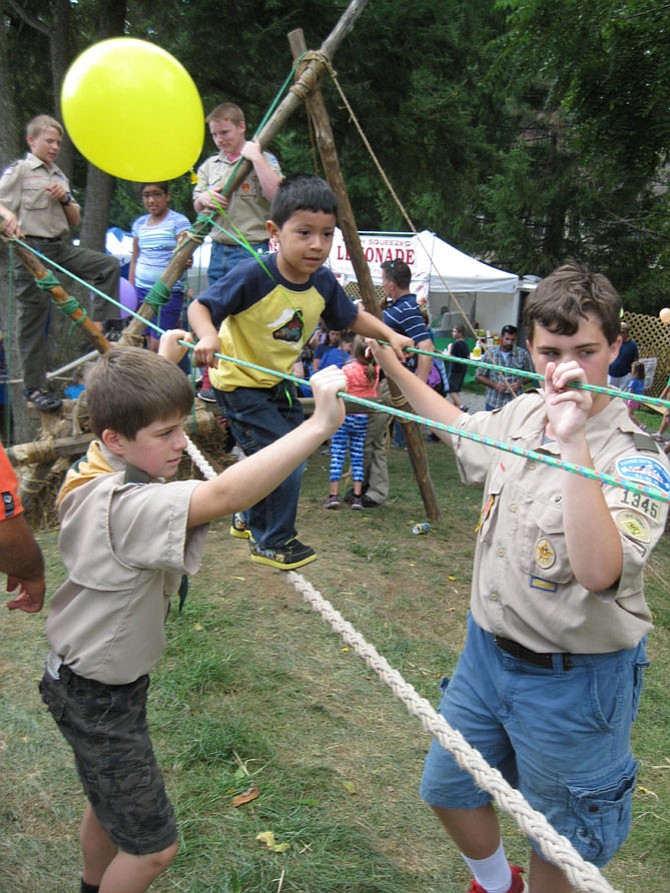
[39,665,177,855]
[419,613,648,867]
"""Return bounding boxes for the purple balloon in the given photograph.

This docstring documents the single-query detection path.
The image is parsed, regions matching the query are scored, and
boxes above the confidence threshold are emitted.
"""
[119,277,138,318]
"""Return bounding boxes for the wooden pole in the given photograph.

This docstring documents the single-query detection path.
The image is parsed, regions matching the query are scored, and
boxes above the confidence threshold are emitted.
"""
[288,29,440,521]
[120,0,373,345]
[2,236,111,354]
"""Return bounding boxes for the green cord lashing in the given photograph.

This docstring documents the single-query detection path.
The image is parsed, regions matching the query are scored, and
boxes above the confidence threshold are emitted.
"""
[36,271,60,291]
[144,279,171,309]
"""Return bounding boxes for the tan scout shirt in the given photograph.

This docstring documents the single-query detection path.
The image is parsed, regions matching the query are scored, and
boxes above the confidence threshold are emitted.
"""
[0,153,79,238]
[193,151,281,244]
[453,392,670,654]
[45,447,208,685]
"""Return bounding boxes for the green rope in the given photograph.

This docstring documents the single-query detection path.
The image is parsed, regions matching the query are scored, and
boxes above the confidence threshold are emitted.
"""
[56,295,89,329]
[35,270,60,290]
[4,243,14,445]
[14,237,163,336]
[143,279,171,309]
[406,343,670,411]
[175,337,670,505]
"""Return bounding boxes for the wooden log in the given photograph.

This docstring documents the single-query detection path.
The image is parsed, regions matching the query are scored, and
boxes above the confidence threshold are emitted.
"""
[7,408,220,467]
[288,28,440,521]
[4,238,111,354]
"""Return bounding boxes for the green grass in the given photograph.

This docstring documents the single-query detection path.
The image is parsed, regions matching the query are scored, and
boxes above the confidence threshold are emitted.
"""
[1,431,670,893]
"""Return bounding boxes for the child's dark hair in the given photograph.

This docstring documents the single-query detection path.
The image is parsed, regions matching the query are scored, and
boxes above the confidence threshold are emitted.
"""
[523,262,621,345]
[269,174,338,227]
[352,335,377,385]
[141,182,170,195]
[632,361,646,380]
[86,347,193,439]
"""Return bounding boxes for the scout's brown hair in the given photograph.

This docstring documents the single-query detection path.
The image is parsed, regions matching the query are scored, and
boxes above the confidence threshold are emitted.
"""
[26,115,63,140]
[523,262,622,346]
[206,102,244,126]
[86,348,193,439]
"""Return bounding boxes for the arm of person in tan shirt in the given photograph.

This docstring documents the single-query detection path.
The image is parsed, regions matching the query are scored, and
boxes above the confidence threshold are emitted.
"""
[187,365,346,526]
[240,140,282,201]
[543,360,623,591]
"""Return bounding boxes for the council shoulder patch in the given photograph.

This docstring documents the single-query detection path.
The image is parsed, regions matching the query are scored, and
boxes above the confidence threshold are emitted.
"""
[616,510,651,543]
[616,455,670,496]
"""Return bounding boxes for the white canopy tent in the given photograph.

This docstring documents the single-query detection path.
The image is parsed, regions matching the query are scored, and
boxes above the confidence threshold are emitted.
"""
[106,226,521,335]
[326,229,520,335]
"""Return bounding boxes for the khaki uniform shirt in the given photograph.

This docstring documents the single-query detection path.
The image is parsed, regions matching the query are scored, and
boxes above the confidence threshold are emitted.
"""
[0,153,79,238]
[453,392,670,654]
[45,446,208,685]
[193,151,281,244]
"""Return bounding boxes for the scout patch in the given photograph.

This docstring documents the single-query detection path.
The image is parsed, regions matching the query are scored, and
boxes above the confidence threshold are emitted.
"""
[529,576,558,592]
[534,537,556,569]
[616,510,651,544]
[616,456,670,496]
[617,488,661,520]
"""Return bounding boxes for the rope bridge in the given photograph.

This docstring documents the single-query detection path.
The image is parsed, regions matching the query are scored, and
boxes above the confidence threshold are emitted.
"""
[6,211,662,893]
[181,403,627,893]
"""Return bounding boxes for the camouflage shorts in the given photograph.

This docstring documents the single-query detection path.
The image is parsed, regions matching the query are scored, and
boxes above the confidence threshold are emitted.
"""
[39,665,177,855]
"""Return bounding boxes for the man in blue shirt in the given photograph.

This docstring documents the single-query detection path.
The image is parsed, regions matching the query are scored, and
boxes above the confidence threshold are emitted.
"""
[381,259,434,382]
[608,322,639,390]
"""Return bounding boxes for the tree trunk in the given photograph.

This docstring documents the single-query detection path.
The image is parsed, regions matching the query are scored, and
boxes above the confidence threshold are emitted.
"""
[49,0,74,179]
[78,0,127,251]
[0,1,21,170]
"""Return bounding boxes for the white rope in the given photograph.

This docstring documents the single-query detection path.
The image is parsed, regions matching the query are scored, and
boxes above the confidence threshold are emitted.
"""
[183,414,624,892]
[184,434,218,481]
[287,571,623,893]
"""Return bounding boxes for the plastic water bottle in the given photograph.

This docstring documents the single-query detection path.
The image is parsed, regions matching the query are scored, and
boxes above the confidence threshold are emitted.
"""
[412,522,431,535]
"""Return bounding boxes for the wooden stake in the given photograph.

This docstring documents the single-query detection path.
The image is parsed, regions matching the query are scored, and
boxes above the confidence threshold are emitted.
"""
[288,29,440,521]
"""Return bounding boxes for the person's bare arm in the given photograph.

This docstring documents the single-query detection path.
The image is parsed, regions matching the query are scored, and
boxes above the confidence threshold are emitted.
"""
[187,367,346,526]
[0,514,45,613]
[188,301,222,367]
[544,361,623,591]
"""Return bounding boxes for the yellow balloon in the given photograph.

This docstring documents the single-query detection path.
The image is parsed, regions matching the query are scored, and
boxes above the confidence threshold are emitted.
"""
[660,307,670,325]
[61,38,204,181]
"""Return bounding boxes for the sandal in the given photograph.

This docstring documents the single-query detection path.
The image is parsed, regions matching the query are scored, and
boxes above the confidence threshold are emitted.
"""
[24,387,62,412]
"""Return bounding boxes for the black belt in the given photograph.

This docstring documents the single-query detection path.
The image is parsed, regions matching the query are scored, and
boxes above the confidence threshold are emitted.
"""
[494,635,574,670]
[25,235,63,242]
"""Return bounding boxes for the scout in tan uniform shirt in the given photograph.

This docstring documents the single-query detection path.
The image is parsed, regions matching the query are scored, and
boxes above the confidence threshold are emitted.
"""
[192,101,281,284]
[192,101,282,403]
[369,263,670,893]
[0,115,120,411]
[40,341,347,893]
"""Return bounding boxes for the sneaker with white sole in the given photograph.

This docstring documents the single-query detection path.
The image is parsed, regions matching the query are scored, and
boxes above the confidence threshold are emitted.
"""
[230,513,251,539]
[249,538,316,570]
[324,494,340,510]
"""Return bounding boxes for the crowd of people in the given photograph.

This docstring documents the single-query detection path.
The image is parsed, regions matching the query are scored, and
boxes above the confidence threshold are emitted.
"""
[2,101,670,893]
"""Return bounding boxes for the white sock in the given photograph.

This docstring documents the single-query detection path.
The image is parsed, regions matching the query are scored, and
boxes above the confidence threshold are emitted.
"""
[461,840,512,893]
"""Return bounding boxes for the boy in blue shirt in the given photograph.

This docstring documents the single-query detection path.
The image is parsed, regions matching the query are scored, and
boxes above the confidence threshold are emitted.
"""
[188,174,411,570]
